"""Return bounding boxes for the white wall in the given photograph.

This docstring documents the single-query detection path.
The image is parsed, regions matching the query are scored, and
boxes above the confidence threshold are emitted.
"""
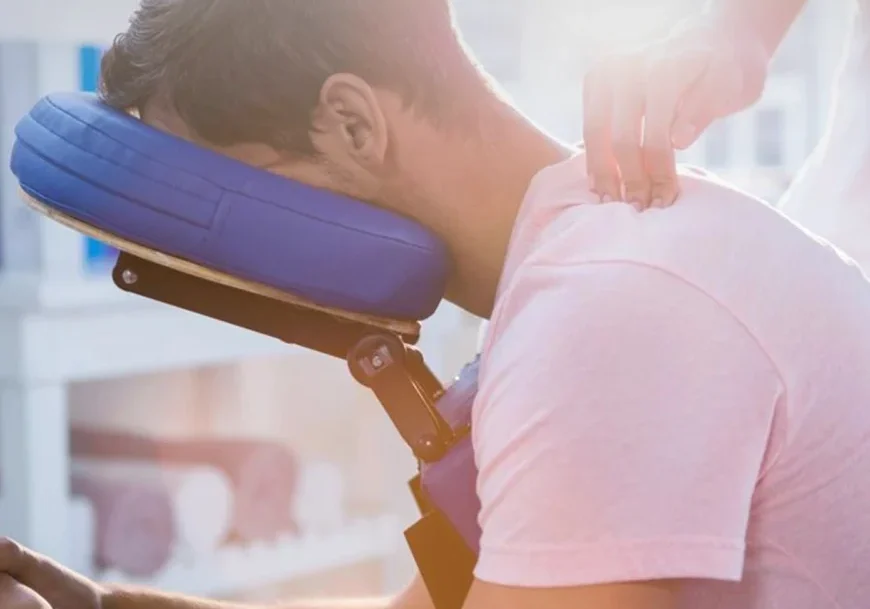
[0,0,140,44]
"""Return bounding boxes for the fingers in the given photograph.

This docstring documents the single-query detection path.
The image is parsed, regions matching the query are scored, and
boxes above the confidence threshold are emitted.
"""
[672,55,750,151]
[583,41,718,209]
[0,573,16,591]
[0,538,29,577]
[671,73,725,151]
[642,50,710,206]
[0,574,29,608]
[0,538,49,591]
[584,53,673,209]
[583,65,620,202]
[610,59,649,207]
[642,86,679,207]
[0,576,51,609]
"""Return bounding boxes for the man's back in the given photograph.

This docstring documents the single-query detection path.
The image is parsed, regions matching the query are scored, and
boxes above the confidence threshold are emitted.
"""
[474,157,870,608]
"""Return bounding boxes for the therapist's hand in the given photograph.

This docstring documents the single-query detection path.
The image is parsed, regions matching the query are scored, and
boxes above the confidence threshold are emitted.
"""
[0,574,52,609]
[0,539,104,609]
[582,16,771,208]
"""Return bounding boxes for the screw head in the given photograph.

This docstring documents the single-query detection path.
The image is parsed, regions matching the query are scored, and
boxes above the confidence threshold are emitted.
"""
[121,269,138,285]
[415,434,445,462]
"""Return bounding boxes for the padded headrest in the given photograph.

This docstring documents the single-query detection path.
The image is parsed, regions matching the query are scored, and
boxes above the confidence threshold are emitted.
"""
[11,93,451,321]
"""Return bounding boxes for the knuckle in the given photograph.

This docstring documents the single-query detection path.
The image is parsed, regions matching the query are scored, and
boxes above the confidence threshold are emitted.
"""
[620,171,645,191]
[0,536,19,553]
[649,175,676,190]
[0,537,24,563]
[624,178,651,194]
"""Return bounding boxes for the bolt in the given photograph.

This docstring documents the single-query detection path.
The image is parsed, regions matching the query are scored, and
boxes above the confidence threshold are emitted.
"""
[416,434,444,462]
[121,269,138,285]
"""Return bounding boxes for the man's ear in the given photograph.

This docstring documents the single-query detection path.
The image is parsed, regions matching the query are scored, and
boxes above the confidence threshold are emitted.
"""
[311,73,389,168]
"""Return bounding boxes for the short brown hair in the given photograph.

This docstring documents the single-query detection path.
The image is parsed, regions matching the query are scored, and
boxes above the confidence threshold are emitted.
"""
[100,0,480,154]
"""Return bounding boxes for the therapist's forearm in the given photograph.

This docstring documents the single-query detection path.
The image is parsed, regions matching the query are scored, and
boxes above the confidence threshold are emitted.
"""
[102,574,431,609]
[284,599,394,608]
[283,574,433,609]
[102,589,396,609]
[705,0,809,57]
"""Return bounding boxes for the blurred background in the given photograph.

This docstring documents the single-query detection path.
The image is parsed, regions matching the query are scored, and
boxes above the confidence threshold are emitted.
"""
[0,0,857,604]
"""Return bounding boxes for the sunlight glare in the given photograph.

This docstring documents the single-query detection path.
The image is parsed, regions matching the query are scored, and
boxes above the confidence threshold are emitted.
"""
[553,0,703,54]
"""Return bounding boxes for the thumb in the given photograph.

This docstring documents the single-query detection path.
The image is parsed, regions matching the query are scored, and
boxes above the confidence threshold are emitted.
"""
[0,574,52,609]
[0,537,52,590]
[670,118,708,150]
[0,538,103,609]
[671,56,759,150]
[0,538,62,588]
[670,79,720,150]
[0,538,34,579]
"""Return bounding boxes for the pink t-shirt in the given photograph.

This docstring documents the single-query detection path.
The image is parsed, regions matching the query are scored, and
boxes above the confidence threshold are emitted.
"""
[472,155,870,608]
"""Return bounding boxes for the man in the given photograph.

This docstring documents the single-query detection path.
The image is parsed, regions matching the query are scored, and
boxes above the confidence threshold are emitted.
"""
[583,0,870,269]
[3,0,870,608]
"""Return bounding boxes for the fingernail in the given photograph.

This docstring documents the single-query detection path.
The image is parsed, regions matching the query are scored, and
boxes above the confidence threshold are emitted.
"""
[651,198,663,208]
[601,194,613,203]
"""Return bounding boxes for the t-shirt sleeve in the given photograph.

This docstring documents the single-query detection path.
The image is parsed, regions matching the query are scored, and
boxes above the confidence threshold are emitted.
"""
[472,261,784,587]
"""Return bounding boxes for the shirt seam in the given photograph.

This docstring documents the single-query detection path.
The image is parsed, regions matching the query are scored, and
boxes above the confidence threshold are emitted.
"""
[482,535,746,555]
[476,536,745,586]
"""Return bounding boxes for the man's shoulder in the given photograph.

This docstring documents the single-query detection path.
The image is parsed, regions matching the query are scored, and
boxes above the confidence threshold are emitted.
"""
[519,164,774,260]
[495,170,817,347]
[508,196,770,301]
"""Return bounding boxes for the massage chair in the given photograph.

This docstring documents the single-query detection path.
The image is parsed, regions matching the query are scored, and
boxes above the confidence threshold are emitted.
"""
[10,93,480,609]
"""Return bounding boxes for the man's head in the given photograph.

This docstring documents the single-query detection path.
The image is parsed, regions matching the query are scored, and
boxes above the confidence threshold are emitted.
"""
[101,0,489,210]
[101,0,568,316]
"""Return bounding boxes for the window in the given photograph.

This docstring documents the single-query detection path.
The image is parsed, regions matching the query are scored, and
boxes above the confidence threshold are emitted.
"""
[453,0,526,82]
[755,107,785,167]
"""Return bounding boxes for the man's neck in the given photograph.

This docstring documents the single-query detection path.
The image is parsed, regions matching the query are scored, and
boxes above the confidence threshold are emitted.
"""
[432,102,572,318]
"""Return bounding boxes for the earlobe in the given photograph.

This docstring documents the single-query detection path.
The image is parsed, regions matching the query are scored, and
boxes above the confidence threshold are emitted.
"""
[318,73,389,165]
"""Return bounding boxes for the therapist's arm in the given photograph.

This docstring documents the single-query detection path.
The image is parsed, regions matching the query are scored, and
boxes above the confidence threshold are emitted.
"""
[102,592,399,609]
[102,576,434,609]
[583,0,809,207]
[284,578,434,609]
[704,0,809,57]
[0,536,433,609]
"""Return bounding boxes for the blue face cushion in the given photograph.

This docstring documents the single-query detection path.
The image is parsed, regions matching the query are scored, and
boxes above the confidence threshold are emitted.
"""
[10,93,451,321]
[11,93,485,557]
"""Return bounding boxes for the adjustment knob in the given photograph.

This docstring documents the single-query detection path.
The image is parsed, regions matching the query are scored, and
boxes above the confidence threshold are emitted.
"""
[347,333,407,387]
